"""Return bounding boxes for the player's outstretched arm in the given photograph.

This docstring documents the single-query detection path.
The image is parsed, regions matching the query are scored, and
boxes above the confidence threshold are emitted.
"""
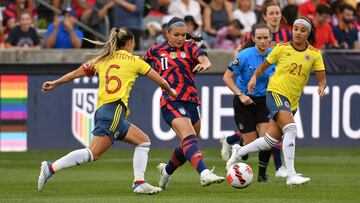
[145,69,177,97]
[42,62,90,92]
[193,55,211,73]
[315,70,327,98]
[247,60,271,94]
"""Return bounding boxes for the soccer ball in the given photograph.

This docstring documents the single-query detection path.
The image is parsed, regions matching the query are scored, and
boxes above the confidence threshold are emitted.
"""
[226,162,253,189]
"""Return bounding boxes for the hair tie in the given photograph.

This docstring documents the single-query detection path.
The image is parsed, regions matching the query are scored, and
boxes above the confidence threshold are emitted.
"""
[115,28,120,33]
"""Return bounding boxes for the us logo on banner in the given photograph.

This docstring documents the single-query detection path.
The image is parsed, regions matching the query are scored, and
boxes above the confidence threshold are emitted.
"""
[71,77,98,147]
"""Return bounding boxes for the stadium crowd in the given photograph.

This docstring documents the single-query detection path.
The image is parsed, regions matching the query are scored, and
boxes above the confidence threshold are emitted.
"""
[0,0,360,50]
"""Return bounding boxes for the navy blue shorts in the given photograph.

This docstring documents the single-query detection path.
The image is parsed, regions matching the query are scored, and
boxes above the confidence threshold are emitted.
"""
[266,91,293,120]
[92,100,130,143]
[161,101,200,127]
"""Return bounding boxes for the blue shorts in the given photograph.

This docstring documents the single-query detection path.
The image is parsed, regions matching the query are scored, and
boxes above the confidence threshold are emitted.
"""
[161,101,200,127]
[266,91,293,119]
[92,100,130,143]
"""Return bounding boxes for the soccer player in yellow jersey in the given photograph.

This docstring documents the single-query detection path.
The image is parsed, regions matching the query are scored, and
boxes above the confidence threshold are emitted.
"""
[227,17,327,187]
[37,27,176,194]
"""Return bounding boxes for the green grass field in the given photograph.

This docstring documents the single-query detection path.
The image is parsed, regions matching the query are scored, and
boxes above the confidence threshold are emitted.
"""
[0,148,359,202]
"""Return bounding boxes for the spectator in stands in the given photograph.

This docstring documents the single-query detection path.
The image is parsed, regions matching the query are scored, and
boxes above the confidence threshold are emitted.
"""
[282,4,299,32]
[168,0,202,29]
[203,0,233,37]
[233,0,257,34]
[113,0,145,50]
[44,7,83,49]
[184,15,208,49]
[214,19,243,49]
[155,15,173,44]
[3,0,38,31]
[333,3,359,49]
[143,21,162,49]
[353,2,360,30]
[313,4,339,49]
[299,0,322,20]
[331,1,344,26]
[5,10,40,49]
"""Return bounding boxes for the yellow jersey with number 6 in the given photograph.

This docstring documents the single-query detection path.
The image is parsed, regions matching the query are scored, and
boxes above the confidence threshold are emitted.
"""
[93,50,151,110]
[266,42,325,110]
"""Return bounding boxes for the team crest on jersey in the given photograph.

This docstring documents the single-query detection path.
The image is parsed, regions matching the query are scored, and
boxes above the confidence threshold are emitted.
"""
[178,107,186,115]
[180,51,187,58]
[71,86,98,147]
[170,52,177,59]
[284,101,290,108]
[305,54,311,61]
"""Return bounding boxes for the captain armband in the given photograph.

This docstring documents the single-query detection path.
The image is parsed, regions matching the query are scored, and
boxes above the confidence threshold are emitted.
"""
[81,61,96,77]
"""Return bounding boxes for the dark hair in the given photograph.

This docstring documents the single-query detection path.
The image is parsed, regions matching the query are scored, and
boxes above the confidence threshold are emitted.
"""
[282,4,299,26]
[316,4,332,15]
[296,17,316,46]
[243,23,272,49]
[184,15,198,30]
[341,3,354,13]
[85,27,134,64]
[167,17,203,42]
[229,19,244,30]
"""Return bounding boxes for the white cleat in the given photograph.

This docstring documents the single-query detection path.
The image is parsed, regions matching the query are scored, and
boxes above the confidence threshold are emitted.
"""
[38,161,53,192]
[286,174,310,187]
[133,182,162,195]
[226,144,241,170]
[157,163,171,189]
[220,134,232,161]
[275,165,288,178]
[200,170,225,187]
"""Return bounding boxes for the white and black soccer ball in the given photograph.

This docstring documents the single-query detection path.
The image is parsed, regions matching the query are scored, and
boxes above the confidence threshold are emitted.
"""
[226,162,253,189]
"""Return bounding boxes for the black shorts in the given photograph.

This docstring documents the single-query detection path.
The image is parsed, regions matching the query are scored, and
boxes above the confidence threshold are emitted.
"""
[233,95,269,133]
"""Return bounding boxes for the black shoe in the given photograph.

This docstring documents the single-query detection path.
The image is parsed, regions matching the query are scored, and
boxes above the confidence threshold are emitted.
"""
[258,175,271,183]
[239,137,249,160]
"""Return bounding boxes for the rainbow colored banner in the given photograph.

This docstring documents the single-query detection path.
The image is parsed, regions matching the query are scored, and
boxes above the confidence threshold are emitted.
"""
[0,75,28,152]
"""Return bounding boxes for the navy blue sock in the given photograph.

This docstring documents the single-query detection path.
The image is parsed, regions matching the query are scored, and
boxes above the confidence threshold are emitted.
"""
[165,145,186,175]
[226,130,241,144]
[272,148,282,170]
[182,134,207,174]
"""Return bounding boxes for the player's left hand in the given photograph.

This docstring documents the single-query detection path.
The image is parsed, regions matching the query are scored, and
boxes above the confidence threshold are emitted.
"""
[318,86,326,98]
[193,64,209,73]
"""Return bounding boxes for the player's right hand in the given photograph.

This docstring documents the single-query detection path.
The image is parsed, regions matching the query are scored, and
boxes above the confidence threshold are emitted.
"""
[239,94,255,106]
[168,88,177,97]
[247,76,256,94]
[41,81,58,93]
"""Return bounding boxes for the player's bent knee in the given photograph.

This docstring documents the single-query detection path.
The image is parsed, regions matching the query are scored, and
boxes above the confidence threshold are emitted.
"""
[137,141,151,148]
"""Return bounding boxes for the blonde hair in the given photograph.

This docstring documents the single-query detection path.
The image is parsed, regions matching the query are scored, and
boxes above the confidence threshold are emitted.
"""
[85,27,134,64]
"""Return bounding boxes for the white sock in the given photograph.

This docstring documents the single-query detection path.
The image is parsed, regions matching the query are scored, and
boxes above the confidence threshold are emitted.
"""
[52,148,93,172]
[133,142,150,181]
[282,123,297,177]
[237,134,278,157]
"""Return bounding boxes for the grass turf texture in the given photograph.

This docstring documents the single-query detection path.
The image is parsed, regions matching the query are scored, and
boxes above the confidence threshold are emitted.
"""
[0,148,359,203]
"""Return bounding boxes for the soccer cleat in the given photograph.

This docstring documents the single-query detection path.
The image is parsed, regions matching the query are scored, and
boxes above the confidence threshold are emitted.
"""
[286,174,310,187]
[37,161,53,192]
[220,134,232,161]
[200,170,225,186]
[157,163,171,189]
[275,165,288,178]
[258,175,271,183]
[133,182,162,195]
[226,144,241,170]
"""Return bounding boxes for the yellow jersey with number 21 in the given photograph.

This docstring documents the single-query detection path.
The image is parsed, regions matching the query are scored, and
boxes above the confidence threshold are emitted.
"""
[266,42,325,110]
[93,50,151,111]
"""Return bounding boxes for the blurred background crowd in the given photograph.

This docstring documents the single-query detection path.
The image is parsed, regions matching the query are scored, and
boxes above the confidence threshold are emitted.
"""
[0,0,359,50]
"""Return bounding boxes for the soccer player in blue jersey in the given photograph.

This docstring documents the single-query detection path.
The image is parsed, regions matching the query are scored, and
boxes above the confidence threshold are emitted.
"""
[37,27,177,194]
[144,17,225,189]
[223,23,275,182]
[227,17,327,186]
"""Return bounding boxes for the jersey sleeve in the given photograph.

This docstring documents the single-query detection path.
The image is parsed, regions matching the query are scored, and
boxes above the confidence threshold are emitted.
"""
[136,58,152,75]
[228,50,246,75]
[143,47,154,63]
[188,41,207,60]
[313,51,325,72]
[266,44,281,64]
